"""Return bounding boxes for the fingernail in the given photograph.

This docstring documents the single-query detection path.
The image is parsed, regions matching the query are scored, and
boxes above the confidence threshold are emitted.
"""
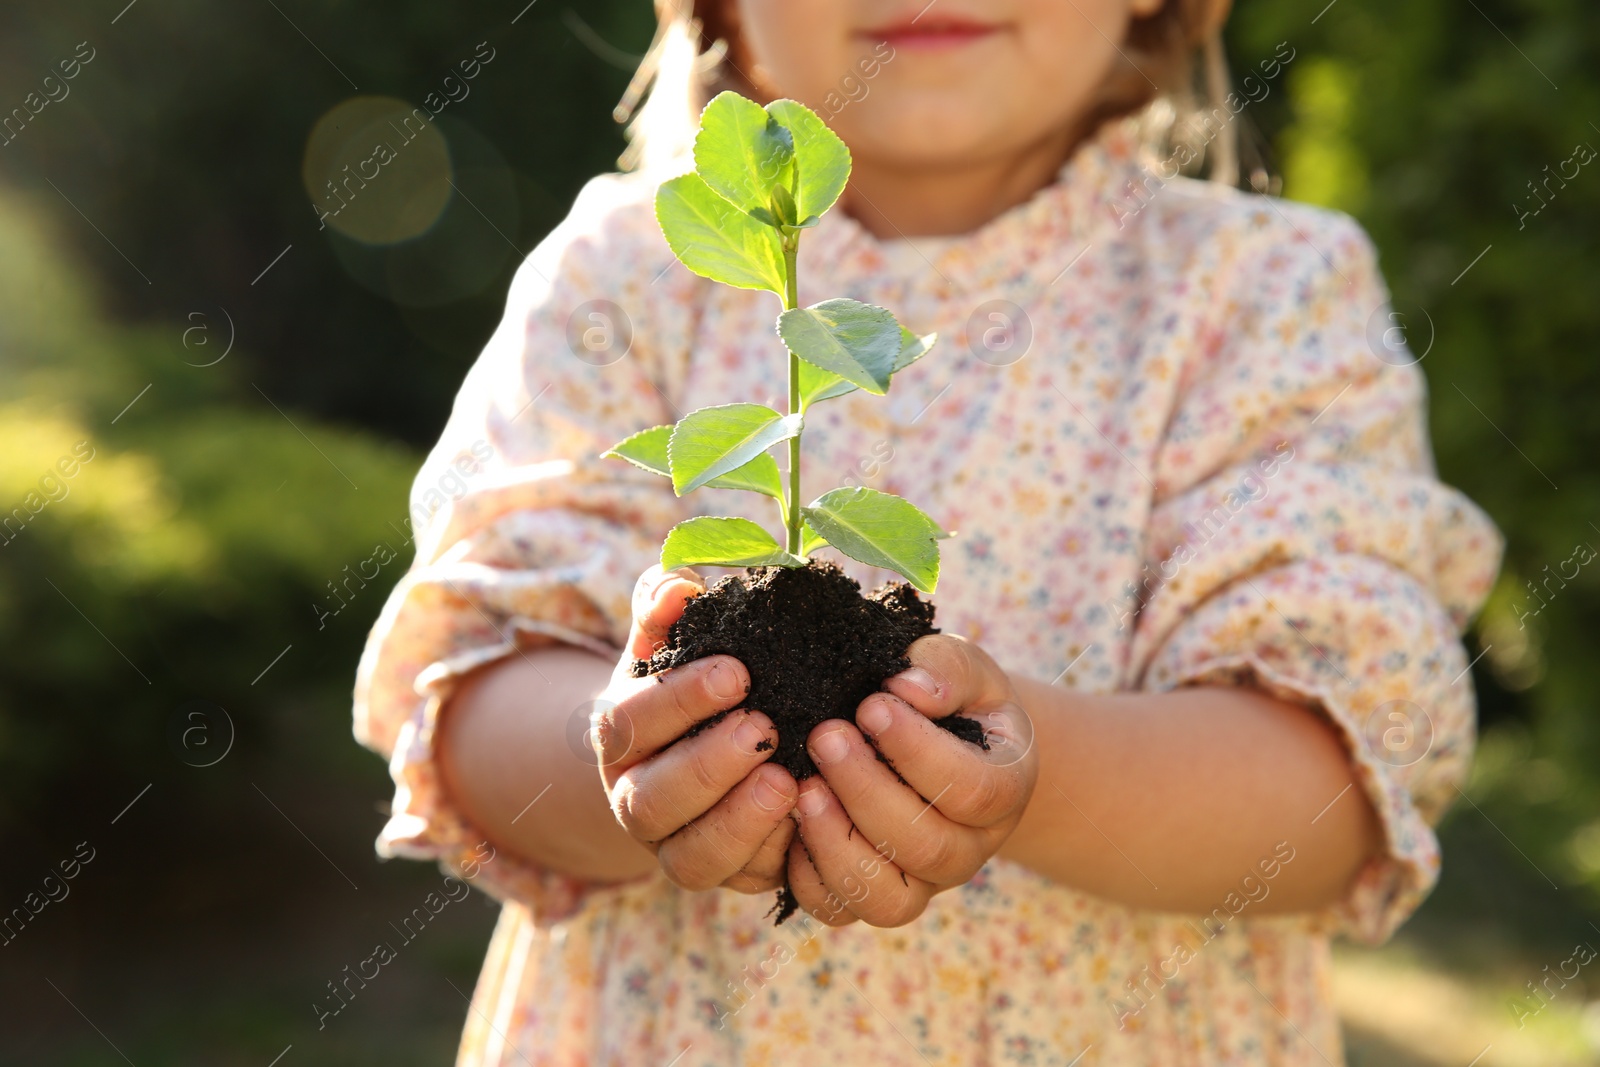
[707,660,745,701]
[810,727,850,765]
[733,716,768,754]
[649,568,693,603]
[798,783,829,818]
[857,698,893,736]
[895,667,940,700]
[752,775,790,812]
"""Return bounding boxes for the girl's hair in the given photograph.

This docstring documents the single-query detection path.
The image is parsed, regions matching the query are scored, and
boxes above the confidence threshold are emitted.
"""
[615,0,1240,182]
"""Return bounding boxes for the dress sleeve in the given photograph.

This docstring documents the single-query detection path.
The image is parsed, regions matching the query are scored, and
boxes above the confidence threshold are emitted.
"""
[1127,203,1502,943]
[351,172,701,919]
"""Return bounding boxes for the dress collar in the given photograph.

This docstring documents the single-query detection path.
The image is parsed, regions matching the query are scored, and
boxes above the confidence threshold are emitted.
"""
[802,116,1150,301]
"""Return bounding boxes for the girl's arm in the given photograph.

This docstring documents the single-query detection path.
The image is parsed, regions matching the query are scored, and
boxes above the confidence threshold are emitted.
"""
[436,640,1379,909]
[1001,675,1380,914]
[354,176,766,912]
[436,645,653,883]
[436,567,800,889]
[784,634,1380,927]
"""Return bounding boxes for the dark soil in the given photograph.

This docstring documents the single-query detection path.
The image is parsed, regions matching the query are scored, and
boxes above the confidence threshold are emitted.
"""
[630,560,986,923]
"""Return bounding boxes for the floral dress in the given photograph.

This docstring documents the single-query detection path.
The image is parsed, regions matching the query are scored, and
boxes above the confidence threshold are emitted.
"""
[353,116,1501,1066]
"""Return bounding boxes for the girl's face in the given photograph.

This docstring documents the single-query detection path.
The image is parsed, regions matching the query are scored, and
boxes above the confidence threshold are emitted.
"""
[730,0,1164,169]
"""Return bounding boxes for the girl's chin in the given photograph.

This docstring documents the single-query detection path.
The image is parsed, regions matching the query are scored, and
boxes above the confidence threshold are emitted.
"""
[844,111,1014,160]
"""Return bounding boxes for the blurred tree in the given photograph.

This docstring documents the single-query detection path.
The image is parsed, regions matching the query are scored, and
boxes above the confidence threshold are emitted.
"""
[0,0,656,950]
[0,0,655,444]
[1232,0,1600,910]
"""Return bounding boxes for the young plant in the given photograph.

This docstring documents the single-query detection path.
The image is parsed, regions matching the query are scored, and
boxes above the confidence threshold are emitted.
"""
[602,91,945,593]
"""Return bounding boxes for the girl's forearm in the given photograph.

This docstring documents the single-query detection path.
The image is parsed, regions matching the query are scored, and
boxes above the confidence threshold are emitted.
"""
[436,646,657,883]
[999,678,1381,915]
[434,649,1381,911]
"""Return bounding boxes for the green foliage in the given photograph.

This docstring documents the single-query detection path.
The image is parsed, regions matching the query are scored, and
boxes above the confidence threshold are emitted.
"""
[692,92,796,215]
[800,487,944,594]
[796,326,936,410]
[607,93,944,589]
[665,404,801,496]
[763,100,852,223]
[0,182,424,821]
[600,424,674,476]
[655,173,789,295]
[778,298,903,394]
[604,423,784,498]
[1229,0,1600,906]
[661,517,806,570]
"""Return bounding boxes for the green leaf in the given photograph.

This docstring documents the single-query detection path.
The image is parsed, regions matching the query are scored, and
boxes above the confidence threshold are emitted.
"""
[801,487,942,593]
[778,299,902,394]
[661,516,806,570]
[797,359,857,410]
[769,183,799,227]
[656,173,786,295]
[667,403,802,496]
[705,452,784,498]
[764,99,850,222]
[602,424,672,477]
[795,327,940,410]
[604,423,784,498]
[894,327,938,373]
[694,92,795,216]
[801,522,828,555]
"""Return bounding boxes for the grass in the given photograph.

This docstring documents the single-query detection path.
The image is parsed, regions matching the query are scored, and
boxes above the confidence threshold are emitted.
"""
[1336,937,1600,1067]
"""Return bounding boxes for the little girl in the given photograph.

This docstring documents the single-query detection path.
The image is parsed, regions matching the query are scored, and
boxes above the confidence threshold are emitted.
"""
[354,0,1502,1063]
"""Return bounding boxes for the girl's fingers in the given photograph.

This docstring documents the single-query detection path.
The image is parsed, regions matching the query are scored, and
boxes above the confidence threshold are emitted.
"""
[785,836,858,928]
[610,709,778,843]
[625,565,704,662]
[594,654,752,776]
[792,777,932,928]
[655,763,798,891]
[882,634,992,718]
[596,564,725,775]
[807,715,987,886]
[854,692,1033,831]
[882,634,1038,787]
[721,814,796,894]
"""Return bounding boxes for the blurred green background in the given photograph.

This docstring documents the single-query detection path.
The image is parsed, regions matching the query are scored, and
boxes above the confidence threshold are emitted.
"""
[0,1,1596,1063]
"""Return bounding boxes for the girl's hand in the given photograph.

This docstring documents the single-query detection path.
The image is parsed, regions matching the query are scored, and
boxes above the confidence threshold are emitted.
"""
[786,634,1038,927]
[592,566,800,894]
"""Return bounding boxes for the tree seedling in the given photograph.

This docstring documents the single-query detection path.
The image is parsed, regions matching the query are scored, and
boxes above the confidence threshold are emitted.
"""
[602,93,972,923]
[602,91,946,593]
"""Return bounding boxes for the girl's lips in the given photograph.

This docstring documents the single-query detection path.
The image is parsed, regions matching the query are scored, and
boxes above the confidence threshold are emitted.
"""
[858,18,1002,50]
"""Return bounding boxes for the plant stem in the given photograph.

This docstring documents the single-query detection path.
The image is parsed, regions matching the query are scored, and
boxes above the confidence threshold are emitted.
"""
[783,237,802,556]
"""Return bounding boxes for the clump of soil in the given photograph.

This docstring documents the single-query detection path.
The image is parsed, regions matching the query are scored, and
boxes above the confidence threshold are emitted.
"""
[630,560,986,923]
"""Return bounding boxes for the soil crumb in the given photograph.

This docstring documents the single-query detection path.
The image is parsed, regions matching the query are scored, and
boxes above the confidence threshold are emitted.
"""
[633,561,986,777]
